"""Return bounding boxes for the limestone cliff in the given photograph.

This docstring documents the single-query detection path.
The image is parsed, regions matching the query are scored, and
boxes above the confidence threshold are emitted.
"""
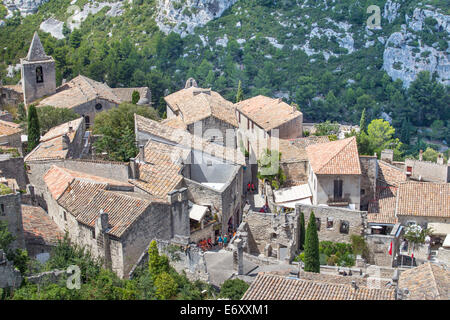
[155,0,237,37]
[3,0,49,16]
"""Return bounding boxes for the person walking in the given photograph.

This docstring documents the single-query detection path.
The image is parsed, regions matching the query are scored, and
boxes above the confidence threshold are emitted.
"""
[223,234,228,247]
[217,235,223,248]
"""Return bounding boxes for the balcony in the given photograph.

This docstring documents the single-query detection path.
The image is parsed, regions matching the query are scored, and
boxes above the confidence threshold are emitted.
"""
[327,193,351,207]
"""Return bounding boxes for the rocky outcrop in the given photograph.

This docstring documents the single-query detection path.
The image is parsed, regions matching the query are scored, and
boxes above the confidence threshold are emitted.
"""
[156,0,237,37]
[3,0,49,17]
[383,7,450,88]
[40,17,64,40]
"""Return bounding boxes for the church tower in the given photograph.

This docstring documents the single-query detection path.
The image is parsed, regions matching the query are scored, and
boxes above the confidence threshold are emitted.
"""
[21,32,56,105]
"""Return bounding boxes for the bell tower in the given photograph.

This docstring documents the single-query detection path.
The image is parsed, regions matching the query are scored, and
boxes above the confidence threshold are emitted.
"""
[20,32,56,105]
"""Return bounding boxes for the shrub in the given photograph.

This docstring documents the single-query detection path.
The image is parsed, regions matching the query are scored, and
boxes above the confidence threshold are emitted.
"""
[220,279,249,300]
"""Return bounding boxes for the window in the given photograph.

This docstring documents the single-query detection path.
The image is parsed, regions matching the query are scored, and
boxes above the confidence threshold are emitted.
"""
[0,203,4,216]
[84,115,90,128]
[63,211,67,221]
[95,103,103,110]
[406,166,412,174]
[247,118,250,130]
[340,220,349,234]
[1,94,6,99]
[315,218,321,231]
[327,217,334,229]
[36,66,44,83]
[238,112,241,123]
[92,229,96,239]
[334,179,343,199]
[360,188,365,195]
[252,121,254,131]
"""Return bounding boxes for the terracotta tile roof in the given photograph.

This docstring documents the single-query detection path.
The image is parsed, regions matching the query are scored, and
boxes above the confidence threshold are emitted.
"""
[40,118,83,142]
[242,272,395,300]
[135,114,245,165]
[378,160,407,187]
[130,140,184,199]
[112,87,149,103]
[236,95,302,131]
[368,186,399,225]
[38,75,121,109]
[398,262,450,300]
[43,165,131,200]
[306,136,361,175]
[396,182,450,217]
[161,117,188,130]
[279,136,330,163]
[21,205,63,246]
[164,87,238,127]
[24,118,84,162]
[75,190,152,238]
[0,120,22,137]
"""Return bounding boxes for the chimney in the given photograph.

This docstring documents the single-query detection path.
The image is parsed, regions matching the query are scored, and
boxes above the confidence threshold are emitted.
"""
[97,209,109,232]
[61,134,70,150]
[129,158,139,179]
[419,149,423,161]
[351,280,358,291]
[381,149,394,163]
[167,190,179,204]
[437,154,444,165]
[139,145,145,163]
[233,238,244,275]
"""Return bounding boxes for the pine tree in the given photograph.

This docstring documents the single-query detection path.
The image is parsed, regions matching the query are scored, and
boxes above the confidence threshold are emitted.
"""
[359,108,366,133]
[299,211,305,250]
[304,212,320,273]
[236,80,244,103]
[400,118,410,144]
[27,104,40,152]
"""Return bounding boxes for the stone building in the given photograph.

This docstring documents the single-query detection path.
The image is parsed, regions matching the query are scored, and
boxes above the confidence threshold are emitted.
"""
[0,249,22,289]
[0,84,23,107]
[306,136,362,210]
[405,157,450,183]
[20,32,56,106]
[235,206,299,262]
[37,75,151,128]
[164,78,238,147]
[21,204,63,263]
[0,185,25,250]
[235,95,303,161]
[359,155,378,211]
[296,203,366,244]
[42,165,190,278]
[134,114,245,235]
[0,120,22,153]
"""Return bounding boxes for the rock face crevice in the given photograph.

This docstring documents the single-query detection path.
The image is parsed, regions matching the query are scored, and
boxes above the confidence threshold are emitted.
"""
[382,7,450,88]
[155,0,237,37]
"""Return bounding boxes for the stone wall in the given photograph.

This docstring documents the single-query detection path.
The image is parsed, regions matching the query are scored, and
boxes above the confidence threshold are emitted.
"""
[0,86,23,107]
[313,173,361,210]
[237,208,298,262]
[0,156,28,189]
[0,132,22,152]
[0,250,22,289]
[405,158,450,183]
[72,99,118,128]
[22,59,56,105]
[296,204,366,243]
[187,116,237,148]
[0,192,25,250]
[366,234,398,267]
[437,247,450,267]
[280,160,309,186]
[359,156,378,211]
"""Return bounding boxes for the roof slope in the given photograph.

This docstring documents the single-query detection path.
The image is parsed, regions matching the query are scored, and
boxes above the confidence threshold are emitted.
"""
[368,186,399,225]
[396,182,450,217]
[236,95,302,131]
[21,205,63,246]
[306,136,361,175]
[40,118,83,142]
[164,87,238,127]
[279,136,330,163]
[0,120,22,137]
[378,160,407,187]
[38,75,121,109]
[23,32,52,62]
[398,262,450,300]
[242,273,395,300]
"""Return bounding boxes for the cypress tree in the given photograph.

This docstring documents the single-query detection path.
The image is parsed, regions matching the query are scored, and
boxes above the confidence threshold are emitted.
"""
[132,90,140,104]
[27,104,40,152]
[304,211,320,273]
[400,118,410,144]
[299,211,305,250]
[236,80,244,103]
[359,108,366,133]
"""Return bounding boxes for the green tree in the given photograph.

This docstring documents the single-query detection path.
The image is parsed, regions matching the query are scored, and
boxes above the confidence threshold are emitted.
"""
[304,212,320,273]
[359,108,366,133]
[0,221,15,251]
[314,120,339,136]
[92,103,159,162]
[148,240,170,277]
[358,119,403,159]
[257,149,285,189]
[219,279,249,300]
[69,29,82,49]
[299,211,305,250]
[27,105,40,152]
[154,271,178,300]
[17,103,26,122]
[36,106,79,135]
[421,147,439,162]
[131,91,140,104]
[236,80,244,103]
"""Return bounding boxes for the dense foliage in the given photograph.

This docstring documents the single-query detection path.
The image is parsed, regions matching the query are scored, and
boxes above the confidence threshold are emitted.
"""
[219,279,249,300]
[26,105,40,152]
[92,103,159,162]
[298,211,305,251]
[35,106,80,135]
